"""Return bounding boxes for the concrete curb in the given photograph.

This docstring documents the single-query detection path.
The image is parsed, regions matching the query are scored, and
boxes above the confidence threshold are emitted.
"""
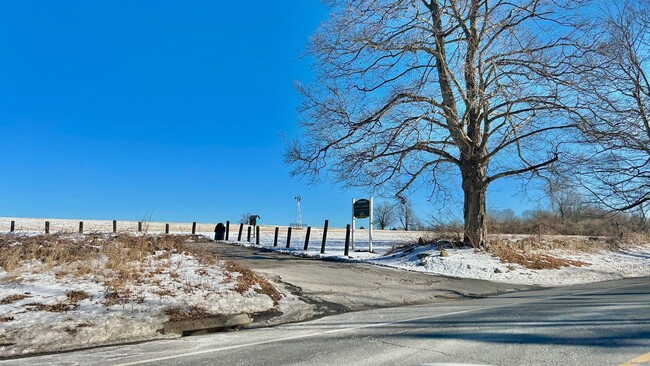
[162,313,252,336]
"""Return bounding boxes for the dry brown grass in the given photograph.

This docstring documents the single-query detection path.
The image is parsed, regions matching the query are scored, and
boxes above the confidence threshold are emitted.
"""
[66,290,90,303]
[490,242,589,270]
[224,260,281,304]
[103,291,131,307]
[1,233,272,313]
[0,233,192,271]
[0,233,217,293]
[494,236,619,253]
[24,302,78,312]
[606,232,650,247]
[1,294,29,305]
[164,306,211,321]
[0,234,98,272]
[74,263,94,277]
[153,288,174,297]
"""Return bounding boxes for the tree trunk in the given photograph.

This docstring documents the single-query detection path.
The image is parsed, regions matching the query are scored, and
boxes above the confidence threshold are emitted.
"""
[461,160,488,248]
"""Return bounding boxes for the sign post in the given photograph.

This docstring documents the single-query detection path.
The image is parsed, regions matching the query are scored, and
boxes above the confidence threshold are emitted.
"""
[369,197,373,252]
[351,198,356,251]
[352,198,373,252]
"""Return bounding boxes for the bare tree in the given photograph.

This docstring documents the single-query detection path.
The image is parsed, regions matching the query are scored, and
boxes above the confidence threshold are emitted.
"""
[286,0,587,247]
[397,201,420,231]
[373,201,397,229]
[239,212,252,225]
[545,177,583,221]
[574,0,650,212]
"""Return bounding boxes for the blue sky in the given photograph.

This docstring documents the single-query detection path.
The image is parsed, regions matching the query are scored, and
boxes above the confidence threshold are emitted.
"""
[0,1,546,228]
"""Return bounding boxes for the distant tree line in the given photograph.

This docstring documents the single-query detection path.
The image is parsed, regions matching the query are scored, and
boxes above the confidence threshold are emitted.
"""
[374,195,648,236]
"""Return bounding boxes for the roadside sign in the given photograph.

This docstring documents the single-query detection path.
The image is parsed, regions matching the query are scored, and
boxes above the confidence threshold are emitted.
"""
[353,199,370,218]
[351,197,374,253]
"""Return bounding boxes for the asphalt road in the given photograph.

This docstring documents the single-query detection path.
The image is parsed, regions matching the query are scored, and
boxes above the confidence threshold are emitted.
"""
[5,276,649,366]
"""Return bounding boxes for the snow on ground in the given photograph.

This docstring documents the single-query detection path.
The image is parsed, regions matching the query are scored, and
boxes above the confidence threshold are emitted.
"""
[227,226,650,287]
[0,234,285,357]
[2,216,650,356]
[235,237,650,286]
[366,244,650,286]
[3,217,649,287]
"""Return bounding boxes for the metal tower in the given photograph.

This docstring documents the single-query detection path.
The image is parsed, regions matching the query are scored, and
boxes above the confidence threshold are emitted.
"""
[295,196,302,229]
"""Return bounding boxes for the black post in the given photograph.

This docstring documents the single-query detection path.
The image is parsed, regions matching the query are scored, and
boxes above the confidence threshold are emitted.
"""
[192,222,197,235]
[45,221,50,234]
[225,221,230,241]
[273,227,279,247]
[79,221,83,234]
[165,223,170,234]
[256,226,260,245]
[304,226,311,250]
[247,226,252,242]
[138,221,142,232]
[112,220,117,233]
[321,220,329,254]
[344,224,351,256]
[286,227,292,248]
[10,220,15,232]
[238,223,244,241]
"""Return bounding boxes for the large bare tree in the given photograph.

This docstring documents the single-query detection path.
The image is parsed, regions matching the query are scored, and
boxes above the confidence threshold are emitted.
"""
[573,0,650,212]
[286,0,586,247]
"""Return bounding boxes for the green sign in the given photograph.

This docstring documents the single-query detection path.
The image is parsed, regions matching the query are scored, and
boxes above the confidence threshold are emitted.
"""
[354,199,370,218]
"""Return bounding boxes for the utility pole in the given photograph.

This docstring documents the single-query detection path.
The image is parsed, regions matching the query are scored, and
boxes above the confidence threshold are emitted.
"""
[295,196,302,229]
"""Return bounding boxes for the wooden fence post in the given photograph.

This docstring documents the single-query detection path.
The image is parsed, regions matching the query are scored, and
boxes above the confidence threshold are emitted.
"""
[238,223,244,241]
[138,222,142,232]
[10,220,15,232]
[273,227,279,247]
[225,221,230,241]
[192,222,197,235]
[256,226,260,245]
[165,223,170,234]
[286,227,292,248]
[320,220,328,254]
[247,226,252,242]
[304,226,311,250]
[344,224,351,256]
[45,221,50,234]
[79,221,83,234]
[112,220,117,233]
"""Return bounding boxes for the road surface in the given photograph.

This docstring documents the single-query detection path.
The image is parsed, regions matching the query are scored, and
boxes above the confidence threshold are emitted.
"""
[3,276,648,366]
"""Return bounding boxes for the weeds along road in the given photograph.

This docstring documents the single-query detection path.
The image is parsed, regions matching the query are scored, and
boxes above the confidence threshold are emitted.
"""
[5,276,649,366]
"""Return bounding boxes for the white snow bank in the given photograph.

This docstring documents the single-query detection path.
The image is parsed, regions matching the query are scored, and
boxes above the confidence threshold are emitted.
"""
[0,243,282,357]
[367,244,650,286]
[233,233,650,286]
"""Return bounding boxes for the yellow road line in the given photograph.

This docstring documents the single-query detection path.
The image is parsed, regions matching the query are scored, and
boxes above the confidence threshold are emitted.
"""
[620,351,650,366]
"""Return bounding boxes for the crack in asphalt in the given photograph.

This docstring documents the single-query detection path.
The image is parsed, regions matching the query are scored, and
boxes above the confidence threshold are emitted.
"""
[370,337,453,356]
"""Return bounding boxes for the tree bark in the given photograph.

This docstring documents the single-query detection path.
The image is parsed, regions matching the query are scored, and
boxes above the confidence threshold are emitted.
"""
[461,159,487,248]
